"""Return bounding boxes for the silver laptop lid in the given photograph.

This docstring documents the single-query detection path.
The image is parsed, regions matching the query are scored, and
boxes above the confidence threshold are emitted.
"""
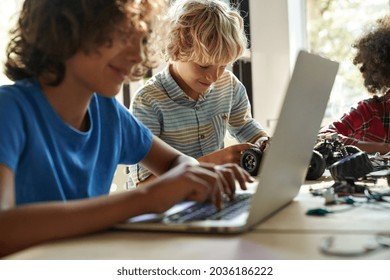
[246,50,339,229]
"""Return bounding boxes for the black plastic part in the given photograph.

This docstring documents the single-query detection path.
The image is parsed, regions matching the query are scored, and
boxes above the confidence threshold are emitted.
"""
[306,150,326,180]
[329,151,374,181]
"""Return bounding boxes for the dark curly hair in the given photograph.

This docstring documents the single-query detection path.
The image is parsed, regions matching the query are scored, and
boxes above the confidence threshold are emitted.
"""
[353,15,390,95]
[4,0,166,86]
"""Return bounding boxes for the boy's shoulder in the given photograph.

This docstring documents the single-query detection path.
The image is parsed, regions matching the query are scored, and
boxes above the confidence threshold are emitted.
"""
[360,94,389,104]
[135,67,171,96]
[0,79,39,103]
[0,79,44,124]
[136,77,165,97]
[0,79,35,92]
[220,69,240,82]
[214,69,241,87]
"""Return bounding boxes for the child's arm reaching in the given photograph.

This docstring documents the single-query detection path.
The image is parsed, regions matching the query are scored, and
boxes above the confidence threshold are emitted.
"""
[0,136,253,258]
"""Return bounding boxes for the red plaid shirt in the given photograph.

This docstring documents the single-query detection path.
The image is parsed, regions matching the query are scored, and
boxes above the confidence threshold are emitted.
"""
[320,93,390,145]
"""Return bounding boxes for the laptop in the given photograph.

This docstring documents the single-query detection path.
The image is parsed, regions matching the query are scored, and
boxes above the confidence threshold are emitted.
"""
[116,50,339,233]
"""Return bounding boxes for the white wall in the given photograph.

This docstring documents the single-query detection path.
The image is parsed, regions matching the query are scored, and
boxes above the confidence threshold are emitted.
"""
[249,0,306,135]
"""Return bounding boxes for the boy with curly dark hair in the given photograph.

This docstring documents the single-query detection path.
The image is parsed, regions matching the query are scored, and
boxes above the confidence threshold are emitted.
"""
[0,0,252,257]
[320,15,390,154]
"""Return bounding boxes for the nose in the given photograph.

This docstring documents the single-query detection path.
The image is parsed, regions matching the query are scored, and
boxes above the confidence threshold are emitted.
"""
[206,67,224,82]
[125,40,145,64]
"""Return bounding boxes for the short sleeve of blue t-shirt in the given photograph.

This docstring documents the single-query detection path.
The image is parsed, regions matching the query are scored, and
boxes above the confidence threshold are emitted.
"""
[0,79,152,205]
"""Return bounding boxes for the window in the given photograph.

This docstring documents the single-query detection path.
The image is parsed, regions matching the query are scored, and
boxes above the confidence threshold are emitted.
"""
[307,0,389,125]
[0,0,22,85]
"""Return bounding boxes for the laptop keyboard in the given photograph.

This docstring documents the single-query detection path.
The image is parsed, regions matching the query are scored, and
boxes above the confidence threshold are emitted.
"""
[166,193,252,223]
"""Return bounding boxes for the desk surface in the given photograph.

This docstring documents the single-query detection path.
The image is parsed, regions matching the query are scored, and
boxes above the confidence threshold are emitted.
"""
[5,178,390,260]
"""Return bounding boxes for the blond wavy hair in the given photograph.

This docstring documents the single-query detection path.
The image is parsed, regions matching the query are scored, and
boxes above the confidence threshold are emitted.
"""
[164,0,247,65]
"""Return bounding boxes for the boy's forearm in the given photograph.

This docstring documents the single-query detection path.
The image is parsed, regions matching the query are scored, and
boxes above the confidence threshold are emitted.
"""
[168,154,199,170]
[355,142,390,155]
[0,190,151,258]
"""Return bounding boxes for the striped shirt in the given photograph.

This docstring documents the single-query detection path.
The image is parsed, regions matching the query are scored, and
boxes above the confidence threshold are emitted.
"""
[320,93,390,145]
[129,66,266,184]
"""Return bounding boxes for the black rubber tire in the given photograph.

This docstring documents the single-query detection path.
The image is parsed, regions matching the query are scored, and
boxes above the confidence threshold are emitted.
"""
[313,141,335,167]
[240,147,263,176]
[329,151,374,181]
[306,150,326,180]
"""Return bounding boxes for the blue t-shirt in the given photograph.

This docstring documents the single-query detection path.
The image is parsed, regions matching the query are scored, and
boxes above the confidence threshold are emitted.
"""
[0,79,152,205]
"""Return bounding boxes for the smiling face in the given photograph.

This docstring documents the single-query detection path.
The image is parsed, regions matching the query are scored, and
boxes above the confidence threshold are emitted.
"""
[170,61,227,99]
[64,29,146,97]
[165,0,248,100]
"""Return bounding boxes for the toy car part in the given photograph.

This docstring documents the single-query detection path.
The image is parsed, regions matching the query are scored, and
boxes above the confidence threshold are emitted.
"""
[240,133,364,180]
[329,151,374,182]
[305,134,362,180]
[305,150,326,180]
[240,147,263,176]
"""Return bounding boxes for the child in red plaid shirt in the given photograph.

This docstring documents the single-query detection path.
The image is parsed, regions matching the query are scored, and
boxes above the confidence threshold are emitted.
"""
[320,15,390,155]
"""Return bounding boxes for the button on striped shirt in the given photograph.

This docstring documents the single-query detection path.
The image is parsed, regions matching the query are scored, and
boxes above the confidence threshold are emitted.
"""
[129,66,266,184]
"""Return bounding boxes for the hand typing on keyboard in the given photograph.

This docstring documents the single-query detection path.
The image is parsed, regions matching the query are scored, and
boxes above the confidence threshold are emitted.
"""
[144,162,254,213]
[167,193,252,222]
[200,163,252,209]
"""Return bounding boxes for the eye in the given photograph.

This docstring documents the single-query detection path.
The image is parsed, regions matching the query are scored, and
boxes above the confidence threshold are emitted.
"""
[199,65,209,69]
